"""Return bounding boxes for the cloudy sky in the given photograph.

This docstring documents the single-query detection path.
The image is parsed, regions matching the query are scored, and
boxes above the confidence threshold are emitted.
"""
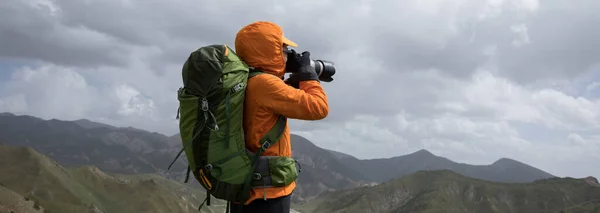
[1,0,599,179]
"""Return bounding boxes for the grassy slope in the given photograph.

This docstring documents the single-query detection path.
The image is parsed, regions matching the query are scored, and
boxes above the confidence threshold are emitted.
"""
[0,185,45,213]
[295,170,600,213]
[0,145,226,213]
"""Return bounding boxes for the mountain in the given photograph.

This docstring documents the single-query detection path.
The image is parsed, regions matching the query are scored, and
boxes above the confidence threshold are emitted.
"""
[0,113,558,203]
[289,134,554,202]
[295,170,600,213]
[290,134,375,202]
[324,144,554,183]
[0,113,188,181]
[0,145,225,213]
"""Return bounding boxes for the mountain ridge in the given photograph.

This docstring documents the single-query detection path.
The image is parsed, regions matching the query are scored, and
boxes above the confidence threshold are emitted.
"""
[296,134,555,183]
[0,142,596,213]
[1,113,548,174]
[0,112,576,203]
[0,112,189,181]
[288,134,557,203]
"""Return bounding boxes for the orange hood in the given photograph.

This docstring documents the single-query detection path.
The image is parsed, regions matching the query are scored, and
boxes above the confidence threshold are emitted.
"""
[234,21,297,78]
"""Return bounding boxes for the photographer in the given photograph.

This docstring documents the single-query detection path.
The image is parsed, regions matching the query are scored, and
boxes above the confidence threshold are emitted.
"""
[231,21,330,213]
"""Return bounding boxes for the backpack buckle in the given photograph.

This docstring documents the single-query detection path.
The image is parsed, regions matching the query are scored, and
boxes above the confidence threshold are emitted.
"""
[252,173,262,180]
[231,83,246,93]
[261,141,271,150]
[201,98,209,111]
[204,164,213,171]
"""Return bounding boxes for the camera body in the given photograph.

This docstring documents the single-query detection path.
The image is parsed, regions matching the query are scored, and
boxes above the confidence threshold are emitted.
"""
[285,49,336,82]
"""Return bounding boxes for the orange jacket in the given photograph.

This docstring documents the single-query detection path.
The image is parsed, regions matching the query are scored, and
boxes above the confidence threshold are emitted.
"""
[234,21,329,204]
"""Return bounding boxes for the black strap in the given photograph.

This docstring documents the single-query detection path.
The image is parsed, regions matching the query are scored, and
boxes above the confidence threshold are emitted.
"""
[207,191,211,206]
[167,148,185,170]
[197,195,208,211]
[184,165,190,183]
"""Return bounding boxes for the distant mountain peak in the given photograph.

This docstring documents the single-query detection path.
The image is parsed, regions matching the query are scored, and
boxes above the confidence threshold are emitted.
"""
[492,158,522,166]
[415,149,433,155]
[409,149,435,158]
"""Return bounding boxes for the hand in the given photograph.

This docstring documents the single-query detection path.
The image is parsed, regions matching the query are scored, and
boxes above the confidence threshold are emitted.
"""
[285,49,302,73]
[285,51,319,88]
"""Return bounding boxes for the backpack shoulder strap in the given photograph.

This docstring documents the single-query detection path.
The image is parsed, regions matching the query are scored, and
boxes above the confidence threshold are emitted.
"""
[258,115,287,149]
[249,67,264,78]
[237,115,287,205]
[247,67,287,147]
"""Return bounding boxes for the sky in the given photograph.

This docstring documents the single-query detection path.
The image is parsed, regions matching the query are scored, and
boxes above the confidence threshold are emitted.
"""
[1,0,599,179]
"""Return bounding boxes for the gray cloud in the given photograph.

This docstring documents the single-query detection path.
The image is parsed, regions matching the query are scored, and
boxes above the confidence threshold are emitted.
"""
[493,0,600,83]
[3,0,599,82]
[0,1,134,68]
[1,0,600,179]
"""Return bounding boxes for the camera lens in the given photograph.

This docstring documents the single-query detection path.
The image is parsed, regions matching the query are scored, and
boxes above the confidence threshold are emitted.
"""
[311,60,335,82]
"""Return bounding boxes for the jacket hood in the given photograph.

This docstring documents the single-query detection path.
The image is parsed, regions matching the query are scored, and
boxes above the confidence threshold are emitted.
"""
[234,21,296,78]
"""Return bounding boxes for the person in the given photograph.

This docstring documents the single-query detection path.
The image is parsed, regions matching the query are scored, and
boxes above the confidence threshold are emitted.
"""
[231,21,330,213]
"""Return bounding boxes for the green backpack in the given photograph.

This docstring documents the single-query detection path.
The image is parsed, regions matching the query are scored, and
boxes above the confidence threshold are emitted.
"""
[168,44,301,212]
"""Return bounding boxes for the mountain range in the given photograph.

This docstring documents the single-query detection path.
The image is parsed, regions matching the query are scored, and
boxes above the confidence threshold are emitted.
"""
[289,134,555,202]
[1,143,599,213]
[324,142,554,183]
[0,112,189,180]
[0,113,557,200]
[1,112,596,213]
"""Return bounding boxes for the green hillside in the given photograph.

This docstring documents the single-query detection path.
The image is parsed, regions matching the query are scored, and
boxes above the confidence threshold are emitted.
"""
[0,145,225,213]
[0,185,45,213]
[295,170,600,213]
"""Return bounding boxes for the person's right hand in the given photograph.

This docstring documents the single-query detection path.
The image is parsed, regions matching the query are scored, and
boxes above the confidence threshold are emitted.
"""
[285,51,319,88]
[285,49,302,73]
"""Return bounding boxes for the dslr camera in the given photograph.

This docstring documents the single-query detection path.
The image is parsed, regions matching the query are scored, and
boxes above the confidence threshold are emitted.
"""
[284,48,336,82]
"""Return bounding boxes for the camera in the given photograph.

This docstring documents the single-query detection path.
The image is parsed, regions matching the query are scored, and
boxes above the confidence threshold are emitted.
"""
[285,49,336,82]
[309,59,336,82]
